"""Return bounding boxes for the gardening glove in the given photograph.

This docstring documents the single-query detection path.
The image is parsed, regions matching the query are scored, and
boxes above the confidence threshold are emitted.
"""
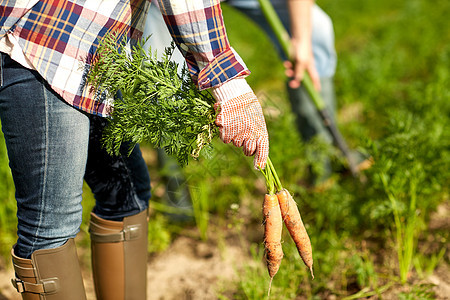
[212,78,269,169]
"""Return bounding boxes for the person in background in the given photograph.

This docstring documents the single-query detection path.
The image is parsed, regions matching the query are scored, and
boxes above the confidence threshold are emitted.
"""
[226,0,341,182]
[0,0,268,299]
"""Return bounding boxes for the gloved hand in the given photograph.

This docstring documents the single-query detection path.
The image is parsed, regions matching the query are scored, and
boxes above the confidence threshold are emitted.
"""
[212,78,269,169]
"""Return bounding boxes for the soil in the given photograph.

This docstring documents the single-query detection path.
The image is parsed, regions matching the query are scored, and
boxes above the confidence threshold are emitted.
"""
[0,229,248,300]
[0,204,448,300]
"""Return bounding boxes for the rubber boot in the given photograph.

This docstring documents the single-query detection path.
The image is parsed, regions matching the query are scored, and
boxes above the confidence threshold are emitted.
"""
[10,239,87,300]
[89,210,148,300]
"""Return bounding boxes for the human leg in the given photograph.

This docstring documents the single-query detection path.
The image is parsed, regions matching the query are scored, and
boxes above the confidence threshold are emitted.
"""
[0,52,90,257]
[84,116,151,300]
[89,210,148,300]
[84,115,151,221]
[287,77,335,144]
[228,2,338,180]
[0,52,88,298]
[10,239,86,300]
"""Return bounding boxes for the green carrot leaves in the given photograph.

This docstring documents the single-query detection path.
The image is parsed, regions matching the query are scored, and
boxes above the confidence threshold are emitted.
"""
[86,33,217,166]
[87,33,284,197]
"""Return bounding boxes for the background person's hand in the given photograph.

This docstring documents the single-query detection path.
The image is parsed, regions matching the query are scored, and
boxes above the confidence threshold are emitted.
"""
[212,79,269,169]
[285,37,321,91]
[286,0,321,91]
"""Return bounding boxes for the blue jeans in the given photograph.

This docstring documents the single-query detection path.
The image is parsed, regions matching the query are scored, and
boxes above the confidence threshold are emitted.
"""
[0,53,151,259]
[85,115,151,221]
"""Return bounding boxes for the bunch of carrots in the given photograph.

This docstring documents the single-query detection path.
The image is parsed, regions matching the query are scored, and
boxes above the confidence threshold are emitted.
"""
[260,158,314,295]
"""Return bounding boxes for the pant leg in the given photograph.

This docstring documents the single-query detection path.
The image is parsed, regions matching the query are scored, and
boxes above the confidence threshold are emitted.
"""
[287,76,335,143]
[0,53,90,259]
[287,77,335,181]
[85,119,151,300]
[84,115,151,221]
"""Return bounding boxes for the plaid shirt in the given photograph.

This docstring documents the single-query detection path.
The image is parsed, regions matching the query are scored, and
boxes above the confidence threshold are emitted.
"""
[0,0,250,116]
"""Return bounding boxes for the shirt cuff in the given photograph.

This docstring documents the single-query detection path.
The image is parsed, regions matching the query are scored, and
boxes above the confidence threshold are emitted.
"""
[197,47,251,90]
[211,78,254,104]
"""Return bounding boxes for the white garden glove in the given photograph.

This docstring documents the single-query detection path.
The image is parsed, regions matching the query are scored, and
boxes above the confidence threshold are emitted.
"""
[212,78,269,169]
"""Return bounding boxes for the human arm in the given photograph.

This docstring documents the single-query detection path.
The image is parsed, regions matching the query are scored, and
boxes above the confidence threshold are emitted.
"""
[285,0,321,90]
[156,0,269,169]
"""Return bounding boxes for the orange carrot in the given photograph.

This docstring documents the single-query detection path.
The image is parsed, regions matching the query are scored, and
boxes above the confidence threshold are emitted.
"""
[277,188,314,278]
[263,193,284,294]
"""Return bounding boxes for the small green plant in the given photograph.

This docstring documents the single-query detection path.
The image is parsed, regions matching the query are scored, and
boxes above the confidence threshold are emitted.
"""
[228,243,270,300]
[398,283,436,300]
[190,181,210,241]
[347,253,378,289]
[364,102,448,284]
[379,170,419,284]
[413,248,446,279]
[147,213,172,253]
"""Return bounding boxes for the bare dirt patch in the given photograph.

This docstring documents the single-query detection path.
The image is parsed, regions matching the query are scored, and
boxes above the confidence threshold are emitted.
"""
[147,235,246,300]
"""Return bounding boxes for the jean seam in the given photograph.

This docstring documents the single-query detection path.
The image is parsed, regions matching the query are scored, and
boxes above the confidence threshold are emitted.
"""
[121,154,145,212]
[31,83,49,253]
[0,53,3,87]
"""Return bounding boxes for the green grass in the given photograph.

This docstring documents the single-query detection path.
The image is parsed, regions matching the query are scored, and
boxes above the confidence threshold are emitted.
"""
[0,124,16,261]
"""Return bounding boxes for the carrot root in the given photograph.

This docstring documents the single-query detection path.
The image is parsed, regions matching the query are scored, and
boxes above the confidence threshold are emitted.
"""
[267,277,273,298]
[277,188,314,278]
[263,193,284,282]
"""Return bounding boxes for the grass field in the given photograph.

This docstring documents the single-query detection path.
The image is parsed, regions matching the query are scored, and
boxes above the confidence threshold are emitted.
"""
[0,0,449,299]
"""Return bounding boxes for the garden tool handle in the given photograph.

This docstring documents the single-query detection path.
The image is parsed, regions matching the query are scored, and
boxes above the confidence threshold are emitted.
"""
[257,0,360,177]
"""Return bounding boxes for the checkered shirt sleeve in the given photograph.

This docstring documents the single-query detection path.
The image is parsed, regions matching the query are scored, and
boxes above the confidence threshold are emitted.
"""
[0,0,250,116]
[157,0,250,90]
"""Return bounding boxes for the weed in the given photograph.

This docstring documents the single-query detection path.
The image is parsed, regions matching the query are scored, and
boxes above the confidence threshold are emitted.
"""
[147,213,172,253]
[413,248,446,279]
[190,181,210,241]
[398,283,436,300]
